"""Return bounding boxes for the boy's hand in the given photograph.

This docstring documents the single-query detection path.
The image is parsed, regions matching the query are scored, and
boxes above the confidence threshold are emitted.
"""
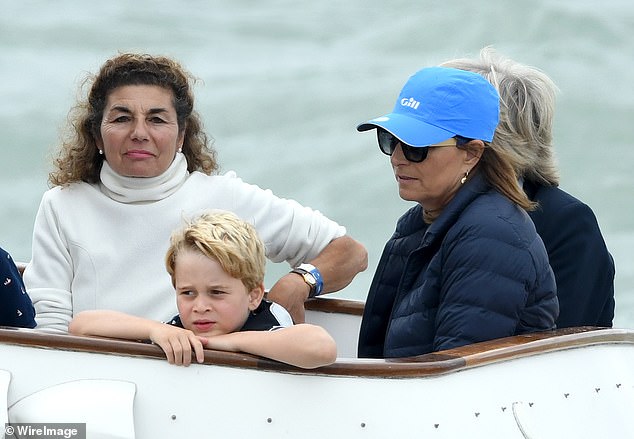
[148,324,206,366]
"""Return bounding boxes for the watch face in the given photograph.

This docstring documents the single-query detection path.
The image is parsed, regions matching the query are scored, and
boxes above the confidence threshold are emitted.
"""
[303,272,317,287]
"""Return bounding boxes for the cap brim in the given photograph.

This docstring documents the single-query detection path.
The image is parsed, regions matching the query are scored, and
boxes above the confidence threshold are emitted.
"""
[356,113,455,147]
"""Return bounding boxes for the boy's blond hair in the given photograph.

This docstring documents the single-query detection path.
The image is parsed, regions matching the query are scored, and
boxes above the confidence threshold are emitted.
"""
[165,210,266,291]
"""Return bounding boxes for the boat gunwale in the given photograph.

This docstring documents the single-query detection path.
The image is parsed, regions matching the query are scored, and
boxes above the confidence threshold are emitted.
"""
[10,263,631,377]
[1,325,630,378]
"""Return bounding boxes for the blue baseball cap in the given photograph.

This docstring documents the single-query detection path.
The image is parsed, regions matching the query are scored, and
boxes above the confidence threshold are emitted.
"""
[357,66,500,146]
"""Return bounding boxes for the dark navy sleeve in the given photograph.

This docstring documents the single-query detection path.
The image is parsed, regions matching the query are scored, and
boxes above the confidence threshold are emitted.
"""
[530,195,615,328]
[0,247,36,328]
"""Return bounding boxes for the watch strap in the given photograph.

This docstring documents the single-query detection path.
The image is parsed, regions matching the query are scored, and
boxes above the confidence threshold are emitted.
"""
[292,263,324,298]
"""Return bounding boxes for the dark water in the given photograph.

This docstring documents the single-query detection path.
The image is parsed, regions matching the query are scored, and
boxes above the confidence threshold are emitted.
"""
[1,0,633,325]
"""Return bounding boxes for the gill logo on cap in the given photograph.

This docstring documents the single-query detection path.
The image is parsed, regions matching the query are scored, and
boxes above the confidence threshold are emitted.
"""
[400,97,420,110]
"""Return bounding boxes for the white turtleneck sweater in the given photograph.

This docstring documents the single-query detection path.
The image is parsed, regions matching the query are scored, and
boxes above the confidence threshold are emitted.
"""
[24,153,346,333]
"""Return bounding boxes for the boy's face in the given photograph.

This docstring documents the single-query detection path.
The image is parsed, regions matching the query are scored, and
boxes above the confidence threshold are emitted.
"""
[174,249,262,337]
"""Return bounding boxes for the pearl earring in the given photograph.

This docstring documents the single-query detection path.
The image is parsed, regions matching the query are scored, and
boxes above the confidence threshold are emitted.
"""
[98,150,103,155]
[177,147,182,153]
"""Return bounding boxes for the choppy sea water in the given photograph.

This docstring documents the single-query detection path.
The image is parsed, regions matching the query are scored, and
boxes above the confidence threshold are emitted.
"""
[1,0,633,326]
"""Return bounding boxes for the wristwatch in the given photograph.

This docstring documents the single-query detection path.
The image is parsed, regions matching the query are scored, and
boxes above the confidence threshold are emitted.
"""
[291,263,324,298]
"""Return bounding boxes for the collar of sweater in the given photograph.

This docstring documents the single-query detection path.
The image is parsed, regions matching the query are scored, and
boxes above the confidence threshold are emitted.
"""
[99,152,189,204]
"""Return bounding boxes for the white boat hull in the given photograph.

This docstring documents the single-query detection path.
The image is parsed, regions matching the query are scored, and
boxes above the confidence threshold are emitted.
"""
[2,298,634,439]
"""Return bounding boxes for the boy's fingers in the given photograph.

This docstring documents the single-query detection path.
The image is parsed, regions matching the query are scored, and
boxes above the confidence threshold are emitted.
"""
[193,339,205,363]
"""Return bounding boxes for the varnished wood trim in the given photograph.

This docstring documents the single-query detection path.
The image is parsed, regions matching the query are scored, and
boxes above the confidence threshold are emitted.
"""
[304,297,365,316]
[2,326,632,378]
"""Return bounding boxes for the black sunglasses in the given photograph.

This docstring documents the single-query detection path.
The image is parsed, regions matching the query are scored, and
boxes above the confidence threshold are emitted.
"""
[377,128,471,163]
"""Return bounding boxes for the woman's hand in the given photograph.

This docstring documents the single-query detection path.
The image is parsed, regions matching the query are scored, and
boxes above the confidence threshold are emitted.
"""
[266,273,311,323]
[267,236,368,323]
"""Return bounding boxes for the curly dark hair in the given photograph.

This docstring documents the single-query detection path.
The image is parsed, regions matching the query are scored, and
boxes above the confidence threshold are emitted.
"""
[49,53,218,186]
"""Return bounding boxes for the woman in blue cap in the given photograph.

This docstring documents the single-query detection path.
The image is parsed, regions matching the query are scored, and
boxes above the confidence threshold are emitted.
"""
[441,48,614,329]
[356,66,559,358]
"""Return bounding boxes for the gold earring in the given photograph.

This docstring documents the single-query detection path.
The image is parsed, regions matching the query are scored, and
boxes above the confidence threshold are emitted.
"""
[461,169,469,184]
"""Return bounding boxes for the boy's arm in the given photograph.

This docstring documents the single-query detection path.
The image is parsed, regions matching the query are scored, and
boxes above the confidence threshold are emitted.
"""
[69,310,155,339]
[69,310,205,366]
[202,323,337,369]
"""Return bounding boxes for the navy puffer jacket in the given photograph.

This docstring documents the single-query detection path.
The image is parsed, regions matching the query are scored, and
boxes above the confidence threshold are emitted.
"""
[358,173,559,358]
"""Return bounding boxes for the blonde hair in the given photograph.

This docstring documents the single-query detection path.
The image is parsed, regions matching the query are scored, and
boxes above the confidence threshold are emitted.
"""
[165,211,265,291]
[49,52,218,186]
[441,47,560,186]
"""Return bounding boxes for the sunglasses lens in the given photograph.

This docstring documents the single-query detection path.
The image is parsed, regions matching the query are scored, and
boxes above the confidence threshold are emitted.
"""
[402,144,427,162]
[376,129,428,162]
[377,130,396,156]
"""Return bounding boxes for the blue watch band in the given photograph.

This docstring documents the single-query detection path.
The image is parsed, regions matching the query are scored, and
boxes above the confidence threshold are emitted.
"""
[295,263,324,298]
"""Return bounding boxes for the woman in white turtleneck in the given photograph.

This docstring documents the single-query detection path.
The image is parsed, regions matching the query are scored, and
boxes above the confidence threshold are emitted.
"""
[25,53,367,333]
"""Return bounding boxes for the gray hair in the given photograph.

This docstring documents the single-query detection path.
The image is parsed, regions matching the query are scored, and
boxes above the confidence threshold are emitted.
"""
[441,47,560,186]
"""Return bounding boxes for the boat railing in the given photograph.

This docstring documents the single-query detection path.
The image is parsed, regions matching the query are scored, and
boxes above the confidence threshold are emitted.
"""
[2,325,631,378]
[11,261,634,377]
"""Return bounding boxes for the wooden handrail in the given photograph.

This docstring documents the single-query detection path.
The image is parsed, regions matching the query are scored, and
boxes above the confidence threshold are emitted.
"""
[2,326,631,378]
[305,296,365,315]
[12,261,629,377]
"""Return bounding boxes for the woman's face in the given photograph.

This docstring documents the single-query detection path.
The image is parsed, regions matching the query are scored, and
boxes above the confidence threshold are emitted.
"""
[97,85,184,178]
[390,140,475,210]
[174,249,263,337]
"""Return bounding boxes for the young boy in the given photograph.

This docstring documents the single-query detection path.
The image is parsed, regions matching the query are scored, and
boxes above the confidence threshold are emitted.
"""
[69,211,337,369]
